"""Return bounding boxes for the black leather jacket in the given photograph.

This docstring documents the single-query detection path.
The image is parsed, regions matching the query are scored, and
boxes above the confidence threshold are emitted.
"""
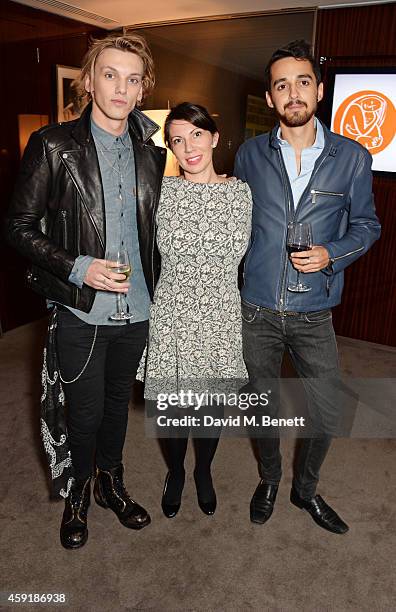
[6,104,166,312]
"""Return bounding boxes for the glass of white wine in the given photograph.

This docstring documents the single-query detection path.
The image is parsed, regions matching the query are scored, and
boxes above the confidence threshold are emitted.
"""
[105,248,133,321]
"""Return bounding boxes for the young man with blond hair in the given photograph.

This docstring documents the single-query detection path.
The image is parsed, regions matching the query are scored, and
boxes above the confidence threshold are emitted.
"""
[7,33,165,548]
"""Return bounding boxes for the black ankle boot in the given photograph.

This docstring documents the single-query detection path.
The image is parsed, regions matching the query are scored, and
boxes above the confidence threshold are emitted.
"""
[60,477,91,549]
[93,464,150,530]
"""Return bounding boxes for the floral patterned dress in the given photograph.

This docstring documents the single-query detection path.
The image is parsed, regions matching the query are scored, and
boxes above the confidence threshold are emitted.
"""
[142,176,252,400]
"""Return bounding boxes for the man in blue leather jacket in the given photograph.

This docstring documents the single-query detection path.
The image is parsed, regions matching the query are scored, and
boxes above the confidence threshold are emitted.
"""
[234,40,380,534]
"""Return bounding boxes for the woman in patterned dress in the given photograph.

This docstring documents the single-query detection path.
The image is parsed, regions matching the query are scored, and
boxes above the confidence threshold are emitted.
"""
[143,102,252,518]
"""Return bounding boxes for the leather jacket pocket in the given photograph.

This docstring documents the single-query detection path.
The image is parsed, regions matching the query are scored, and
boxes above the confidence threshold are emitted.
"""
[241,300,259,324]
[310,189,344,205]
[303,309,332,323]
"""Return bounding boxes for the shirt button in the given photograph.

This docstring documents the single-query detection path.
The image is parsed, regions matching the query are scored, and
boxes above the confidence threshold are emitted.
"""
[121,213,124,217]
[121,241,124,245]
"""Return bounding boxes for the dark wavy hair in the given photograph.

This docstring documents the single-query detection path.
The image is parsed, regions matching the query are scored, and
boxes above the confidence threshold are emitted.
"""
[264,39,321,91]
[164,102,218,149]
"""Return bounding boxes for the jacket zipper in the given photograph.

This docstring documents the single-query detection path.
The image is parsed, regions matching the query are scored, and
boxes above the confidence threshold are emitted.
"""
[292,153,363,278]
[74,192,81,308]
[151,205,156,295]
[59,155,105,251]
[331,246,364,262]
[311,189,344,204]
[293,153,328,221]
[151,165,164,296]
[60,210,68,249]
[277,149,293,312]
[278,149,330,310]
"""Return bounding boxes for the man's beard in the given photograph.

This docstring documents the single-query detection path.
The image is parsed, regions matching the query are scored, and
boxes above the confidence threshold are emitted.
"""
[277,99,317,127]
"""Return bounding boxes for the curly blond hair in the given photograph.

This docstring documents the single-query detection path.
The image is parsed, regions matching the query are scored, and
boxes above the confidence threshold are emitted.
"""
[73,32,155,109]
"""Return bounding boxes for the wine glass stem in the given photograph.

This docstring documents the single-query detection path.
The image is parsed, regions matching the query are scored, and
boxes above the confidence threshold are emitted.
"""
[116,292,123,315]
[296,270,300,287]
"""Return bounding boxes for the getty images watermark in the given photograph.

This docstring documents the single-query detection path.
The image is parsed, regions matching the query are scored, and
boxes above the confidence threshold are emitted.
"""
[145,378,396,438]
[154,390,306,429]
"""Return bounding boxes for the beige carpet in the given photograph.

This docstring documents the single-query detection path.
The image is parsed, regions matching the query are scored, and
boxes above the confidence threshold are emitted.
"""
[0,318,395,611]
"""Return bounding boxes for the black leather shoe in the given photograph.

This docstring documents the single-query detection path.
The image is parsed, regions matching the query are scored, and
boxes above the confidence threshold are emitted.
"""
[193,470,216,516]
[290,488,349,534]
[161,471,185,518]
[250,481,278,524]
[94,464,150,530]
[60,477,91,549]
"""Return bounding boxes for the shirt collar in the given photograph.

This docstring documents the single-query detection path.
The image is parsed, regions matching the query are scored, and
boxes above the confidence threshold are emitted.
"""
[90,116,130,148]
[277,117,324,150]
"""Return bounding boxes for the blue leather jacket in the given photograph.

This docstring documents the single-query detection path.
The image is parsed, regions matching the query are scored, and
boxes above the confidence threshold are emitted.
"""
[234,120,381,312]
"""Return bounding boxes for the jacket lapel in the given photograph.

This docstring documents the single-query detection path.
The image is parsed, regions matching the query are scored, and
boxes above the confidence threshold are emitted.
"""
[58,141,106,250]
[58,105,105,248]
[58,103,164,254]
[128,107,161,143]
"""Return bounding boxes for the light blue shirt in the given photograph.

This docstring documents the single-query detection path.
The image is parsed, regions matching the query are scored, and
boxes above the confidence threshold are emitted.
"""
[277,118,324,208]
[65,118,150,325]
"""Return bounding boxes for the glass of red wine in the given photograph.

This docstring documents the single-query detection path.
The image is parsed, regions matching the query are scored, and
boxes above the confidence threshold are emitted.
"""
[287,222,313,292]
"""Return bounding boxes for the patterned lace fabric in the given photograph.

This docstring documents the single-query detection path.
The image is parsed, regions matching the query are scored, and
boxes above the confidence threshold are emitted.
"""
[40,308,74,498]
[140,176,252,401]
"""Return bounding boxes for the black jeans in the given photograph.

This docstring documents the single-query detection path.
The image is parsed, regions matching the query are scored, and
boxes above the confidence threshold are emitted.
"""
[56,309,148,481]
[242,299,341,499]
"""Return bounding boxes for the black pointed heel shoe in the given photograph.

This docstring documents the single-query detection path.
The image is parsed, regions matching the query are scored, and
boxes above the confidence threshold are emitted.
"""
[193,469,217,516]
[161,470,185,518]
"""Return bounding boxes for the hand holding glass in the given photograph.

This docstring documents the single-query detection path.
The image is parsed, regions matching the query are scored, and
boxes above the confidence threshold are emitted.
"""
[105,248,133,321]
[287,222,313,293]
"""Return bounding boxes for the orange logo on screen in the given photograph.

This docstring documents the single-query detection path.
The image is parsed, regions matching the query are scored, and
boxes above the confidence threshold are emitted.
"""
[333,90,396,154]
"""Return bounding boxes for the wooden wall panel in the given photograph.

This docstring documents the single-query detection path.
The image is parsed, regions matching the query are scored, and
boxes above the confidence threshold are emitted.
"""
[315,3,396,346]
[315,4,396,58]
[144,40,264,177]
[0,0,105,332]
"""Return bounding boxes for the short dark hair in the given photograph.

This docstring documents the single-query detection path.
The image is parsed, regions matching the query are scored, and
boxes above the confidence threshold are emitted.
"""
[164,102,218,148]
[264,39,321,91]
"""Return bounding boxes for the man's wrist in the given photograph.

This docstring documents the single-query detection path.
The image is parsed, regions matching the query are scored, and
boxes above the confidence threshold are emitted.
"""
[322,258,334,275]
[68,255,94,288]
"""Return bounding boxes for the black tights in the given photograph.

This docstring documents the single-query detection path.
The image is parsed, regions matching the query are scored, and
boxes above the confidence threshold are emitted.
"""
[162,432,221,503]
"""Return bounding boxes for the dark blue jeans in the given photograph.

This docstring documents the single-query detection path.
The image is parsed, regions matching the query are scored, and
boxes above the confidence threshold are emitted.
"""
[242,299,341,499]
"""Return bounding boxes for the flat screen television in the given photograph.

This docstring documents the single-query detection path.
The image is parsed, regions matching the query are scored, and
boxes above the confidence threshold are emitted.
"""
[321,67,396,176]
